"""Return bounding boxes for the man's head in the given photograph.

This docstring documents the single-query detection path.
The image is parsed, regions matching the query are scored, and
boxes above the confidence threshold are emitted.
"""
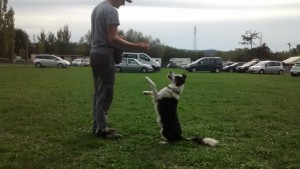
[111,0,132,8]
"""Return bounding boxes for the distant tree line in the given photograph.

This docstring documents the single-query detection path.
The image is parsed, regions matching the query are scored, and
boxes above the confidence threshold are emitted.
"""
[19,27,299,65]
[12,25,208,66]
[216,30,300,62]
[1,1,299,64]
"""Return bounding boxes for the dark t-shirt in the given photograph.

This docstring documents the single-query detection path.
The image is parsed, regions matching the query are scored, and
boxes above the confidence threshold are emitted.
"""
[90,1,120,54]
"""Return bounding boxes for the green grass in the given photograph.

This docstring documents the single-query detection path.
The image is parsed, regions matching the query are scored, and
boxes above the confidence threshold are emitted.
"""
[0,64,299,169]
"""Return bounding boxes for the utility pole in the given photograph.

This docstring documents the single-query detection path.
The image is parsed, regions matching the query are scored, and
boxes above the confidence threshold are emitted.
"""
[26,39,29,60]
[193,25,197,51]
[259,33,263,46]
[287,42,291,57]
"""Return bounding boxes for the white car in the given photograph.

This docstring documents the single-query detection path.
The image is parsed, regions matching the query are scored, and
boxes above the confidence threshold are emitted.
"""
[248,60,284,74]
[33,54,70,68]
[72,59,84,66]
[122,52,161,71]
[290,62,300,77]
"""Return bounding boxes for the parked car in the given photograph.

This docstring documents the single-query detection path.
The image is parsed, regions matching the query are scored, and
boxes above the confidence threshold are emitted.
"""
[222,62,235,67]
[185,57,223,73]
[82,59,90,66]
[33,54,70,68]
[122,52,161,71]
[223,62,244,72]
[72,58,84,66]
[167,61,178,68]
[181,64,188,69]
[115,58,154,73]
[248,60,284,74]
[236,59,259,73]
[290,62,300,77]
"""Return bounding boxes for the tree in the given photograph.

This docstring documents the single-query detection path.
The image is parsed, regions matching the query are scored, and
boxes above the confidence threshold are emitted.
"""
[248,43,272,60]
[148,38,164,58]
[291,44,300,56]
[56,24,71,54]
[45,31,56,54]
[124,29,149,44]
[37,29,46,54]
[76,30,91,55]
[240,30,261,49]
[84,30,91,45]
[0,0,7,57]
[14,28,29,59]
[0,0,15,61]
[5,7,14,59]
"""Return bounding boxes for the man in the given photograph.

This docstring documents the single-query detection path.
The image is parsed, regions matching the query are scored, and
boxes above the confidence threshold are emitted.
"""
[90,0,149,139]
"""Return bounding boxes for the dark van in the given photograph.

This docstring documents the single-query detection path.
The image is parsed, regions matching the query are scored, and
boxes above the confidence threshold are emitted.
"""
[185,57,223,73]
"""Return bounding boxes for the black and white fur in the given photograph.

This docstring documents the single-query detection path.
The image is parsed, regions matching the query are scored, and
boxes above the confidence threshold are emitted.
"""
[143,71,218,146]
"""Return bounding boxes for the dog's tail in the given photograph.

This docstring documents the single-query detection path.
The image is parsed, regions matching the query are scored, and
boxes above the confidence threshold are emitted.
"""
[184,137,219,147]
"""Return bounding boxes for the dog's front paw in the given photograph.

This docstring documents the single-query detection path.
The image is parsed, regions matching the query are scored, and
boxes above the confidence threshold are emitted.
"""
[145,77,155,86]
[145,77,151,83]
[159,140,169,145]
[143,91,152,95]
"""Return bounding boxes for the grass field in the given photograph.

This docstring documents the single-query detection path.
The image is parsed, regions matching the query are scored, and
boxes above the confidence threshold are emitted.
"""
[0,64,299,169]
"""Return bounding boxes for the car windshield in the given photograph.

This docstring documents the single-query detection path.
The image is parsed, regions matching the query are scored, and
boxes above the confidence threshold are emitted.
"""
[128,59,140,64]
[191,58,202,64]
[242,61,256,67]
[230,63,238,66]
[254,61,266,66]
[225,62,235,66]
[54,57,62,60]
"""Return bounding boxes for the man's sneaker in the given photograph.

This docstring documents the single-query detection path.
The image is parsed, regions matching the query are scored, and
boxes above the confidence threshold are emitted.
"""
[92,128,116,135]
[96,130,122,140]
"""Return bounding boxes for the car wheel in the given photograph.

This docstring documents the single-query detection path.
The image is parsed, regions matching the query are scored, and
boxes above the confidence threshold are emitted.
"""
[141,67,148,73]
[278,70,283,75]
[215,67,221,73]
[35,62,42,68]
[291,73,297,77]
[116,67,122,72]
[259,69,264,74]
[192,67,197,72]
[57,63,63,68]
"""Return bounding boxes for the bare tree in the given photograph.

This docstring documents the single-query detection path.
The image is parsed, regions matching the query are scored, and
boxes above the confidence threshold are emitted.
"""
[239,30,261,49]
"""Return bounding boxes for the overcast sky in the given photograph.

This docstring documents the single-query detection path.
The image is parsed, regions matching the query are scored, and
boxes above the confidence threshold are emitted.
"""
[7,0,300,52]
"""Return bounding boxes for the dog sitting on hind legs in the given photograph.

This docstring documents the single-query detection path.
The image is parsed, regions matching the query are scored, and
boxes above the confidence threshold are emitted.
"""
[143,71,218,146]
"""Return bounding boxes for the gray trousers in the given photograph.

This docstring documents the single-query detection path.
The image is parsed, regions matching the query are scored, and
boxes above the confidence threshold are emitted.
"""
[90,51,115,133]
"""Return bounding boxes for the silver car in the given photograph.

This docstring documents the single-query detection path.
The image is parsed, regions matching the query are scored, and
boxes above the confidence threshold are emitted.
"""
[248,60,284,74]
[115,58,154,73]
[290,62,300,77]
[71,58,84,66]
[33,54,70,68]
[82,59,90,66]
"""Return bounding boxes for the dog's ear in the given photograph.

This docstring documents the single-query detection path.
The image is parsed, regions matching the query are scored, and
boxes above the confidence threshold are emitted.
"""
[182,73,187,79]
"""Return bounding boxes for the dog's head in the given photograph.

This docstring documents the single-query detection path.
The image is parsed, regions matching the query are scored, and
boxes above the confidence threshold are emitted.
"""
[168,71,187,87]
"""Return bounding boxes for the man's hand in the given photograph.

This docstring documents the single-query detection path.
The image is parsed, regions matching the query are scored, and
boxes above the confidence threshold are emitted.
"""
[137,43,150,52]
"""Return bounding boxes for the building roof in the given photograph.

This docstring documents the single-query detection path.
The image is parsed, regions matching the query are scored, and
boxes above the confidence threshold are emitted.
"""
[282,56,300,65]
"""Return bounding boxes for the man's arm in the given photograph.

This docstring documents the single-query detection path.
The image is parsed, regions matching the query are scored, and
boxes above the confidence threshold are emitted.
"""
[107,24,149,52]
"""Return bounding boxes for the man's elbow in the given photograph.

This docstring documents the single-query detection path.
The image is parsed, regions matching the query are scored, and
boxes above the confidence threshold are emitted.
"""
[108,37,119,46]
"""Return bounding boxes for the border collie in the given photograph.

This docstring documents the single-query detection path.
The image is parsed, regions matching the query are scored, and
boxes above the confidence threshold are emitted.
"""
[143,71,218,146]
